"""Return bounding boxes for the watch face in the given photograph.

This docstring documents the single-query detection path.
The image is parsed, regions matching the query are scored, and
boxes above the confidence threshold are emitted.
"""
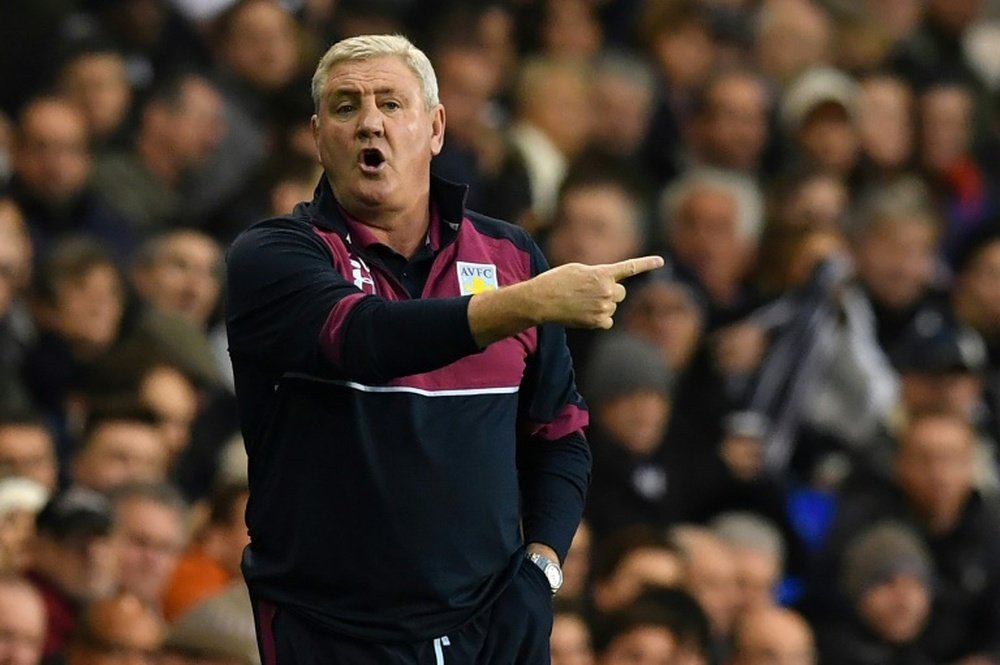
[544,562,563,590]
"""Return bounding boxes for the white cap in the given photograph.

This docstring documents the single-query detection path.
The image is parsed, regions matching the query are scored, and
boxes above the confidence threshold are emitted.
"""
[780,67,859,134]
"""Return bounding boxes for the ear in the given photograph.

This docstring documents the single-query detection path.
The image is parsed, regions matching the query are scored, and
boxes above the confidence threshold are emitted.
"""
[310,114,322,165]
[429,104,446,156]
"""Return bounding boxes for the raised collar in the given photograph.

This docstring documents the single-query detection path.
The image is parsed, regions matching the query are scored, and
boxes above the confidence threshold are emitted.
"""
[301,174,470,248]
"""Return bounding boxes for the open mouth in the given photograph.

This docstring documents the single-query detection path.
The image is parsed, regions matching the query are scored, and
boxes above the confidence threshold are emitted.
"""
[359,148,386,170]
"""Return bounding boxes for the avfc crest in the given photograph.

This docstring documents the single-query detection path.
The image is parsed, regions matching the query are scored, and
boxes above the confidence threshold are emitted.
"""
[457,262,499,295]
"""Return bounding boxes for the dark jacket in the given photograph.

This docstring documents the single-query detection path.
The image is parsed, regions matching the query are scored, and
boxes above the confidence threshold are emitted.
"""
[226,176,591,642]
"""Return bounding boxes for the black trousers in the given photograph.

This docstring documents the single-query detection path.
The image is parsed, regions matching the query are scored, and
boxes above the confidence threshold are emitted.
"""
[252,556,553,664]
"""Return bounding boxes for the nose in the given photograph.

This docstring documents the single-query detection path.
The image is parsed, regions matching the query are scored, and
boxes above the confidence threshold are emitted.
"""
[356,101,384,138]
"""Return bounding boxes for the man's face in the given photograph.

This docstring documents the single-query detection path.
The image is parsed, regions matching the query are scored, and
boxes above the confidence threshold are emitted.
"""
[70,595,163,665]
[548,185,641,266]
[896,416,973,526]
[858,77,913,170]
[591,73,653,156]
[14,100,91,204]
[435,49,496,147]
[731,547,780,614]
[49,264,124,354]
[61,53,132,140]
[854,220,935,310]
[957,240,1000,333]
[797,103,859,176]
[624,282,703,371]
[136,232,221,326]
[669,187,753,304]
[167,80,224,168]
[0,584,46,665]
[699,76,769,172]
[115,498,185,606]
[858,574,930,644]
[312,55,445,220]
[73,422,167,495]
[0,425,57,491]
[733,611,816,665]
[222,0,300,91]
[601,626,677,665]
[35,532,118,602]
[550,613,593,665]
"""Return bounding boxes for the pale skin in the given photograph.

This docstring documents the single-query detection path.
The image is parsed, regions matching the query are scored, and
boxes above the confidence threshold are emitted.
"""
[312,54,663,565]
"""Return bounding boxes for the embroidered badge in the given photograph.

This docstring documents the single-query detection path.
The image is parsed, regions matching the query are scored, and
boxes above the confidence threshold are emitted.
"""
[457,261,499,295]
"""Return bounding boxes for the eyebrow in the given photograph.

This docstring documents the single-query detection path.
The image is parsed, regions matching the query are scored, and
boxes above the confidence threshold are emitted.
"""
[330,87,401,98]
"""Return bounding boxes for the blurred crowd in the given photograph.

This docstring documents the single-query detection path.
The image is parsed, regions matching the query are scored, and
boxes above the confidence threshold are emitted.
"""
[1,0,1000,663]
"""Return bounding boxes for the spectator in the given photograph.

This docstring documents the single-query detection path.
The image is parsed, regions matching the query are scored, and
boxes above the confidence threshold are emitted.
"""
[0,574,46,665]
[161,583,259,665]
[592,588,711,665]
[8,97,137,262]
[637,0,718,186]
[71,406,168,496]
[780,67,861,179]
[754,0,834,87]
[817,522,935,665]
[551,600,594,665]
[621,265,706,374]
[590,527,685,617]
[660,168,765,324]
[582,334,686,539]
[508,56,593,229]
[139,364,200,464]
[128,231,228,391]
[162,482,248,621]
[856,73,915,184]
[710,512,785,613]
[430,38,532,225]
[729,605,815,665]
[21,239,127,445]
[671,526,741,663]
[27,489,118,656]
[890,0,989,91]
[813,411,1000,663]
[58,44,134,151]
[849,177,945,357]
[588,51,657,165]
[0,478,49,573]
[0,414,58,491]
[66,593,164,665]
[91,73,225,231]
[690,69,772,178]
[918,81,996,264]
[110,482,188,613]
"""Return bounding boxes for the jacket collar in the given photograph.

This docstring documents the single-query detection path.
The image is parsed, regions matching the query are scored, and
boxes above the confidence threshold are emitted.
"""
[300,174,470,245]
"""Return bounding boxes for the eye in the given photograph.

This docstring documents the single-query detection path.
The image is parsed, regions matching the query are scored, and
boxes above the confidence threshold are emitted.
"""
[382,100,401,111]
[334,104,354,116]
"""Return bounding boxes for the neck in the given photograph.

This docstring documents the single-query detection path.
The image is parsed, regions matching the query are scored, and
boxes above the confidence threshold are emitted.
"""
[341,190,432,259]
[136,133,181,187]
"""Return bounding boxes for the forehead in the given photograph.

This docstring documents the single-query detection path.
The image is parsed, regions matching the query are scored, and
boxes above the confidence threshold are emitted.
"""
[322,55,421,96]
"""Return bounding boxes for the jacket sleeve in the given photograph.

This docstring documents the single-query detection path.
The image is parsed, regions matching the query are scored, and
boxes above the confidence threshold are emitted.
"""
[225,223,479,381]
[516,242,591,562]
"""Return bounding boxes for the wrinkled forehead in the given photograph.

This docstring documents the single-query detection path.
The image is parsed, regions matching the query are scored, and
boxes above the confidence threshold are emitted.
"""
[322,55,420,96]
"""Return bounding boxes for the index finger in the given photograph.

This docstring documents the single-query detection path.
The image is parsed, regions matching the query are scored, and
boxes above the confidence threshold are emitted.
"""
[604,255,665,281]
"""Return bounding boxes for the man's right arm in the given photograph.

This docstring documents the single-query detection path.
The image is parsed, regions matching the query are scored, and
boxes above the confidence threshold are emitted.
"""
[226,224,662,381]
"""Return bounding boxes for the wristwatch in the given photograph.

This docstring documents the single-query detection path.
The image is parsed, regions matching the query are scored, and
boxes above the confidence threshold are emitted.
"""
[527,551,563,595]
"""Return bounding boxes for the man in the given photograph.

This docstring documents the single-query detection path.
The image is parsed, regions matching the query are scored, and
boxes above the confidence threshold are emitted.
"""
[91,73,224,231]
[8,96,136,261]
[593,589,710,665]
[730,606,815,665]
[0,575,46,665]
[226,34,661,662]
[71,406,169,496]
[691,69,772,178]
[817,522,934,665]
[811,412,1000,663]
[66,593,163,665]
[711,512,785,614]
[27,489,119,656]
[162,483,248,621]
[0,414,58,491]
[110,482,187,613]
